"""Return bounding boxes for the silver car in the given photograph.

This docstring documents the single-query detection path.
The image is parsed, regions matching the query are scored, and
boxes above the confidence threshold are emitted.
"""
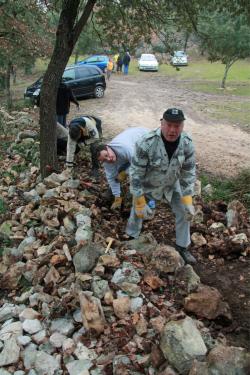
[138,54,159,71]
[171,51,188,66]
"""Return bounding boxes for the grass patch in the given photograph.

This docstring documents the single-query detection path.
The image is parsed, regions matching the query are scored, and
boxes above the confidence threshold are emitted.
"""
[200,169,250,209]
[188,82,250,97]
[129,58,250,96]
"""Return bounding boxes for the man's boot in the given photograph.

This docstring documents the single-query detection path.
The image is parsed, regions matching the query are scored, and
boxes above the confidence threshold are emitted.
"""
[176,245,197,265]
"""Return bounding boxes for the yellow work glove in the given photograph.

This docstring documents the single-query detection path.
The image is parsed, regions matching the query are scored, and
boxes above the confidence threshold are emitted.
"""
[111,196,123,210]
[181,195,195,221]
[117,170,127,182]
[134,195,147,218]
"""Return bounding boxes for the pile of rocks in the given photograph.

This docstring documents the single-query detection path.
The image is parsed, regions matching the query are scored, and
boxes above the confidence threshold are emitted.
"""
[0,109,250,374]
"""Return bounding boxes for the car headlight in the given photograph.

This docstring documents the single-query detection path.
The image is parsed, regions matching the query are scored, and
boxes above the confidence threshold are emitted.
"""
[33,88,40,97]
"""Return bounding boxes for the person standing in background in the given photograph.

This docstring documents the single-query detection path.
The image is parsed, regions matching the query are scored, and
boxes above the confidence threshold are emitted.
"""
[113,53,119,71]
[123,51,131,75]
[117,53,123,74]
[56,81,79,127]
[106,58,114,80]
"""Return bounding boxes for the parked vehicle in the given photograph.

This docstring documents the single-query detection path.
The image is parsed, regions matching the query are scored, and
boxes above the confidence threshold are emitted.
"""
[24,77,43,99]
[24,65,106,105]
[138,54,159,71]
[170,51,188,66]
[77,55,109,72]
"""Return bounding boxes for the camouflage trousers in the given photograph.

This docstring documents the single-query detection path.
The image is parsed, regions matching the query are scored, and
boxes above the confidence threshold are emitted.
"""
[125,190,191,248]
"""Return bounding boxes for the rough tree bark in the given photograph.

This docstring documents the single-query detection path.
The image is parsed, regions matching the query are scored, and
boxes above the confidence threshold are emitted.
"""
[39,0,96,178]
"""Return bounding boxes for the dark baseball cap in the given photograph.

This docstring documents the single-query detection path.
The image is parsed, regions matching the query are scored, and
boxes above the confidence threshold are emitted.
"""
[163,108,185,122]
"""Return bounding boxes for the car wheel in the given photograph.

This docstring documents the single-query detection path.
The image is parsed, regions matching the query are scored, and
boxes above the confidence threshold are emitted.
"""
[94,86,104,98]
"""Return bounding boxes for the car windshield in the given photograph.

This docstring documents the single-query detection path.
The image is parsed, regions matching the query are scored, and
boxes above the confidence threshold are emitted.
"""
[141,55,156,61]
[174,51,186,57]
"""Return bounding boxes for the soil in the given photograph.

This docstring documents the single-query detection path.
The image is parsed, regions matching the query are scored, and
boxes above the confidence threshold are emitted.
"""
[70,73,250,177]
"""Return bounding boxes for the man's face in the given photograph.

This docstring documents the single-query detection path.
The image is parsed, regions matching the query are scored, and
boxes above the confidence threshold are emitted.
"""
[161,118,184,142]
[98,146,117,163]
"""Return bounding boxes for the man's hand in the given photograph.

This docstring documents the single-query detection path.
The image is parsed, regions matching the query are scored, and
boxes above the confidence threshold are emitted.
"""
[181,195,195,221]
[111,196,123,210]
[134,195,147,218]
[116,170,127,182]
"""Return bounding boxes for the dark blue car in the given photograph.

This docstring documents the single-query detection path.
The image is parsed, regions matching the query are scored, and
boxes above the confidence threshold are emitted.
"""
[77,55,109,72]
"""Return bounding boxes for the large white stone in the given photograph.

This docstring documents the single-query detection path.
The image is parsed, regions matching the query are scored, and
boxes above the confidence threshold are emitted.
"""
[34,351,60,375]
[0,337,20,366]
[160,316,207,374]
[19,308,41,322]
[22,319,43,335]
[66,359,92,375]
[50,318,74,336]
[49,332,67,348]
[0,321,23,341]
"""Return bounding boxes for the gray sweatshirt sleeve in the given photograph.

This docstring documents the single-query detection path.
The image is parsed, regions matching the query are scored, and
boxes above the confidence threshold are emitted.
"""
[104,163,121,197]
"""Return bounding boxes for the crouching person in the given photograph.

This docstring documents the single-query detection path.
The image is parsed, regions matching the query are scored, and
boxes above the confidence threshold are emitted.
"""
[126,108,197,265]
[92,127,149,209]
[63,115,103,178]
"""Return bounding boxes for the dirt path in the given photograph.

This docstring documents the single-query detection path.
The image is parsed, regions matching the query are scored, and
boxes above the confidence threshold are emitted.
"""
[71,74,250,177]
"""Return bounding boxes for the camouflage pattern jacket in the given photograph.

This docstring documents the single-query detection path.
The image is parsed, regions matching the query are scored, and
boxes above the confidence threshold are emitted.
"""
[129,128,196,201]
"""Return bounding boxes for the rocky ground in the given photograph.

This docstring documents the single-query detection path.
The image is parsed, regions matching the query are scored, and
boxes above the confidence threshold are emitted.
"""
[0,108,250,374]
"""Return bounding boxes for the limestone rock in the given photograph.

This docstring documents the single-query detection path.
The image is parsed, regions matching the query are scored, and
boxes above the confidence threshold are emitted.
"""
[125,233,157,257]
[91,277,109,299]
[19,308,41,322]
[0,303,20,322]
[184,285,232,321]
[34,351,60,375]
[130,297,144,312]
[160,316,207,374]
[50,318,74,336]
[0,321,23,340]
[119,282,141,297]
[79,291,106,334]
[0,337,20,366]
[49,332,67,348]
[230,233,248,245]
[66,359,92,375]
[189,345,250,375]
[203,184,213,196]
[191,232,207,247]
[111,262,141,285]
[113,297,131,319]
[0,262,25,289]
[206,344,250,374]
[75,227,93,243]
[150,245,184,273]
[73,243,103,273]
[175,265,200,294]
[22,319,43,335]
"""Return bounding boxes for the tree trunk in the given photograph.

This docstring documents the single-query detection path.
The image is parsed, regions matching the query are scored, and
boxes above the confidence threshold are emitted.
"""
[184,32,189,51]
[6,62,12,111]
[39,0,96,178]
[221,59,237,89]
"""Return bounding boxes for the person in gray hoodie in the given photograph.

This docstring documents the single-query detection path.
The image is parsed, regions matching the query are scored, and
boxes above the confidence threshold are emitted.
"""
[92,127,149,209]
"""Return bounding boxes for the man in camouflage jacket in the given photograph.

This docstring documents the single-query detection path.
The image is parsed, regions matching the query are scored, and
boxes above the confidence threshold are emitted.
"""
[126,108,196,264]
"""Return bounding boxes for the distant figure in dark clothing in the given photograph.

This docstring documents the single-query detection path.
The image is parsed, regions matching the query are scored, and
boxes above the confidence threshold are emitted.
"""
[123,51,131,75]
[56,82,79,127]
[117,54,123,73]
